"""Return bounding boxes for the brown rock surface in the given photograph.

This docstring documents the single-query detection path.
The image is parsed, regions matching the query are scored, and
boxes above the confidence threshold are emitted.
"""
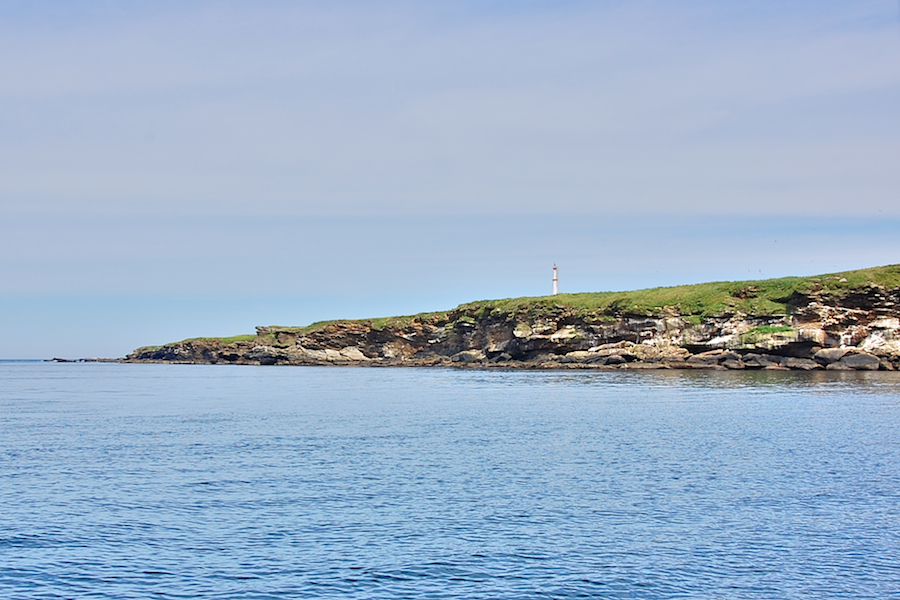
[126,268,900,371]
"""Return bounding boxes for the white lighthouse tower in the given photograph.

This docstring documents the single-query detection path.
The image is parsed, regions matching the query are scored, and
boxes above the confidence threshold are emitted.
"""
[552,264,559,295]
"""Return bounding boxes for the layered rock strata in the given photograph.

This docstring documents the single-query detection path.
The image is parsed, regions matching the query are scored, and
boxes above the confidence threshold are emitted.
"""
[127,284,900,371]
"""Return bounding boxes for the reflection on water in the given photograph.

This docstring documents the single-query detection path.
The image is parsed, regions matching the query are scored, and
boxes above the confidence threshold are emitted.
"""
[1,362,899,599]
[478,366,900,390]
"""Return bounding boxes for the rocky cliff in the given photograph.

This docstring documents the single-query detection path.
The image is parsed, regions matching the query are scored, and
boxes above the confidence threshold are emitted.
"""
[126,265,900,371]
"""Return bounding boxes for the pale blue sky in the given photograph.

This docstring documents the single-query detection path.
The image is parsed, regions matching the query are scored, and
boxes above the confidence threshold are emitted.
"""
[2,1,899,358]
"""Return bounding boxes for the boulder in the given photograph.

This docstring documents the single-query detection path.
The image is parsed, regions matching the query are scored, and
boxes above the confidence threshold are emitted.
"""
[742,353,778,368]
[324,349,344,361]
[244,345,285,365]
[381,341,416,359]
[339,347,370,361]
[826,362,853,371]
[624,362,666,369]
[688,349,725,363]
[814,348,850,365]
[658,351,691,363]
[550,325,581,340]
[664,360,693,369]
[660,348,691,361]
[486,340,510,353]
[588,342,633,353]
[839,353,881,370]
[781,357,820,370]
[688,349,741,364]
[451,350,486,363]
[590,346,635,358]
[293,347,329,361]
[561,350,592,363]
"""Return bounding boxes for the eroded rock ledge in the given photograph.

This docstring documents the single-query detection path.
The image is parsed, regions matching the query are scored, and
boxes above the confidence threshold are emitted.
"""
[126,280,900,371]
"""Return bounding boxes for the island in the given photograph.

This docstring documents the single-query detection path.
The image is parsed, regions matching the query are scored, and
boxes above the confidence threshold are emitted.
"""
[126,265,900,371]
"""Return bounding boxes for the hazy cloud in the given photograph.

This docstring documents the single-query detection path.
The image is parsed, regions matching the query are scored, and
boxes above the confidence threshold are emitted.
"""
[1,1,897,217]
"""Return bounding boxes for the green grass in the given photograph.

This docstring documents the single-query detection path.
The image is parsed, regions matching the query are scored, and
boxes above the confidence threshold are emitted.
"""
[747,325,793,334]
[739,325,796,345]
[178,334,257,344]
[455,264,900,319]
[218,334,258,344]
[130,345,162,354]
[368,312,444,330]
[156,264,900,346]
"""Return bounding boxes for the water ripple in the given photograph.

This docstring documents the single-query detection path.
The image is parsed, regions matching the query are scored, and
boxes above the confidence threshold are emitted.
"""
[2,363,899,598]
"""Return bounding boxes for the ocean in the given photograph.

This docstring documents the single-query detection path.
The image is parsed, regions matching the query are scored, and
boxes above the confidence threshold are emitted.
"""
[2,361,899,599]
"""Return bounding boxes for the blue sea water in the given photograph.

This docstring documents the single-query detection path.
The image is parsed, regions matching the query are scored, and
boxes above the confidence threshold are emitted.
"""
[1,362,899,599]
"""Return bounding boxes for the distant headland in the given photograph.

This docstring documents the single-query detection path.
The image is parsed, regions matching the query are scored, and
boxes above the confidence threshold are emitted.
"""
[126,265,900,371]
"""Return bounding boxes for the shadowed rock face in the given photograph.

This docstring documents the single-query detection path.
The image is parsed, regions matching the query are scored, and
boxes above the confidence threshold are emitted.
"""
[126,286,900,371]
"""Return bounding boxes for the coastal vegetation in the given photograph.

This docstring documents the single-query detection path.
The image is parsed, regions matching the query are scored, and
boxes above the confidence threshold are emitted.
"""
[283,264,900,335]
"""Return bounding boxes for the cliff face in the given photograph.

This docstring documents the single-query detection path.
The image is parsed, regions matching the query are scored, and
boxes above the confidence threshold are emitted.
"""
[126,279,900,371]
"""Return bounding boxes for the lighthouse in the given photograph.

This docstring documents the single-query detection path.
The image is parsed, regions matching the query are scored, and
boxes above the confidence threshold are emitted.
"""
[552,264,559,295]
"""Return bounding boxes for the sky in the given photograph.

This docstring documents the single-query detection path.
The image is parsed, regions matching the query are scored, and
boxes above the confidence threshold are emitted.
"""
[1,0,899,358]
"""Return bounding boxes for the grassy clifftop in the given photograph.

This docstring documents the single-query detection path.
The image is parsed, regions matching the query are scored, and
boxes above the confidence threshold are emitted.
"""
[252,264,900,337]
[458,263,900,320]
[172,264,900,344]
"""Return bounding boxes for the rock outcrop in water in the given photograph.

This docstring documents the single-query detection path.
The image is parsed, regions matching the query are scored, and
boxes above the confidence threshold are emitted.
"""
[126,265,900,371]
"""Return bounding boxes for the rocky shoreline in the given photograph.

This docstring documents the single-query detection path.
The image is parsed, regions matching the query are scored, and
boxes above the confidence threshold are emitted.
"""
[126,272,900,372]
